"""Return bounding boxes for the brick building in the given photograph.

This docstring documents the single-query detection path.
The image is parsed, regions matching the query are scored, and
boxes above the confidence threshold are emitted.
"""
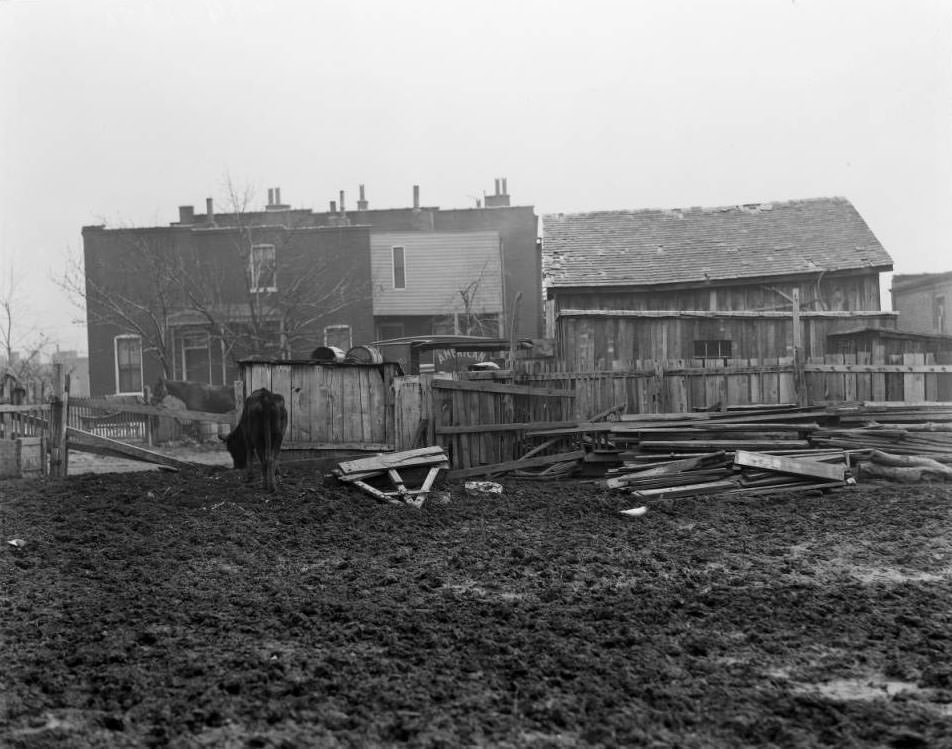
[82,180,540,396]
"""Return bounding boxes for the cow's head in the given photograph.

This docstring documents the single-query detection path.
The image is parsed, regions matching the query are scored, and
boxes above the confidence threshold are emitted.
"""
[220,429,247,468]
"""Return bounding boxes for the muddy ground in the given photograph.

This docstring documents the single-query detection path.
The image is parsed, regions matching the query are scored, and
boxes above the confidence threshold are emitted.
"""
[2,455,951,748]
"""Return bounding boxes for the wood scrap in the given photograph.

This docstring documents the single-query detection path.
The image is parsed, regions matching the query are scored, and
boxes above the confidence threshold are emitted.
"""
[334,447,450,506]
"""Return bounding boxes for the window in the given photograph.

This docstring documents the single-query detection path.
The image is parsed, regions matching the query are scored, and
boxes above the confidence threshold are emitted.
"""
[250,244,277,292]
[377,322,404,340]
[324,324,352,350]
[115,335,143,394]
[181,331,211,383]
[694,339,732,364]
[935,295,946,333]
[392,246,406,289]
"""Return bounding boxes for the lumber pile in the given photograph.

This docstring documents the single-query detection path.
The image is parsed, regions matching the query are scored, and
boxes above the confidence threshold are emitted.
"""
[606,448,853,501]
[332,447,450,507]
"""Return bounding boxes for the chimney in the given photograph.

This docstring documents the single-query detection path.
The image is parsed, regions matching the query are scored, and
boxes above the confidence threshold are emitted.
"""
[329,200,337,213]
[267,188,275,206]
[484,177,511,208]
[205,197,215,225]
[178,205,195,224]
[274,187,282,205]
[339,190,345,214]
[357,184,368,211]
[412,184,420,209]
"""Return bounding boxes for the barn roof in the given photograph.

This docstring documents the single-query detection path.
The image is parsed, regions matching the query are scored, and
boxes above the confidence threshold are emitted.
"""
[542,197,892,290]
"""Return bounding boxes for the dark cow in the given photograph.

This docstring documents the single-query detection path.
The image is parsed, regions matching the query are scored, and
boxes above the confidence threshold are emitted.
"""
[220,388,288,492]
[153,378,235,413]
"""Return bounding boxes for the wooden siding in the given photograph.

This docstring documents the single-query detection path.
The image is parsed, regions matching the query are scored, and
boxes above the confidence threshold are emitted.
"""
[239,360,400,450]
[371,231,503,316]
[892,280,952,335]
[550,272,882,315]
[558,311,899,369]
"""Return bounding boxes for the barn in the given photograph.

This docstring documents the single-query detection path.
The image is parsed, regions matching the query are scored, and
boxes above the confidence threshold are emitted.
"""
[542,197,895,369]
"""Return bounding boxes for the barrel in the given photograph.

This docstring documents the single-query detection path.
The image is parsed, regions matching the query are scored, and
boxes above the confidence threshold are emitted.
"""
[345,345,384,364]
[311,346,345,362]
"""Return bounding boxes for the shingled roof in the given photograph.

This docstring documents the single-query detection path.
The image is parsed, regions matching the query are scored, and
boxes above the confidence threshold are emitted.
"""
[542,197,892,289]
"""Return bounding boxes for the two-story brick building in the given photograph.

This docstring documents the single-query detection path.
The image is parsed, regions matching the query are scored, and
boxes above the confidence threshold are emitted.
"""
[82,180,540,396]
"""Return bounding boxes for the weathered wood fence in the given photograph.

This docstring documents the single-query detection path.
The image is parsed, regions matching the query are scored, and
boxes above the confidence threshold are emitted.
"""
[240,359,402,451]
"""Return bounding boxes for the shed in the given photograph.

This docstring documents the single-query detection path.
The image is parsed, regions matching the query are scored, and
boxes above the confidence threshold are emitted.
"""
[238,358,403,452]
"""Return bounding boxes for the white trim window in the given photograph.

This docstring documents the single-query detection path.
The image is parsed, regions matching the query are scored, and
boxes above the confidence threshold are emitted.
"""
[250,244,277,293]
[114,335,143,394]
[391,245,406,290]
[324,324,352,351]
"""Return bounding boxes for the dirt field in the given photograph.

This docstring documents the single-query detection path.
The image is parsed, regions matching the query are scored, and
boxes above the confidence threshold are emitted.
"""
[2,458,952,748]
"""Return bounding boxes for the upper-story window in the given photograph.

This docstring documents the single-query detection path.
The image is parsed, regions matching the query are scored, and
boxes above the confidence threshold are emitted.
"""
[114,335,143,394]
[934,295,946,333]
[392,246,406,290]
[250,244,277,292]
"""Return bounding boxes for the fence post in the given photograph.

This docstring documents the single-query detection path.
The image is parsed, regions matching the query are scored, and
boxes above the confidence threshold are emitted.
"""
[49,364,67,478]
[792,289,807,406]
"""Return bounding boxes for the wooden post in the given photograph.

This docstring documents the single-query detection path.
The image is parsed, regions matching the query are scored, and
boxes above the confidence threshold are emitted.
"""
[49,364,65,478]
[792,289,807,407]
[143,385,154,446]
[61,374,70,476]
[509,291,523,372]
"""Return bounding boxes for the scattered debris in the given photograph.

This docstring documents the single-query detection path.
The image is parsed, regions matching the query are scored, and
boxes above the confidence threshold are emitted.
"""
[620,506,647,517]
[333,447,450,507]
[464,481,504,497]
[8,538,26,548]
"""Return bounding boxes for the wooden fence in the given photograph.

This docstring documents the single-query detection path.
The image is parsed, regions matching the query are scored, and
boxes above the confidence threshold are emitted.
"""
[387,354,952,468]
[240,359,402,451]
[0,404,52,439]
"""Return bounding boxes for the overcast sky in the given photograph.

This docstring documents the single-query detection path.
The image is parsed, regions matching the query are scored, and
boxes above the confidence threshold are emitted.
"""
[2,0,950,355]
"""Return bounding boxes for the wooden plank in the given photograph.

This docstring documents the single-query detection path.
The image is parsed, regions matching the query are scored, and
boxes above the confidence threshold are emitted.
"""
[805,364,952,373]
[284,441,394,451]
[639,440,811,451]
[447,449,586,480]
[631,479,738,499]
[433,379,575,398]
[336,446,447,474]
[733,450,845,481]
[66,427,196,469]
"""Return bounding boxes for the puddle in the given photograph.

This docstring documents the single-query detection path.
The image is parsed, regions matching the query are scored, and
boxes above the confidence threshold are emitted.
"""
[788,676,952,716]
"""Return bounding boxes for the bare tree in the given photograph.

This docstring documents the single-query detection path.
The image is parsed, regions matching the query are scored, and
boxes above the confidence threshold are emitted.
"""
[59,180,372,382]
[1,263,52,382]
[433,261,501,336]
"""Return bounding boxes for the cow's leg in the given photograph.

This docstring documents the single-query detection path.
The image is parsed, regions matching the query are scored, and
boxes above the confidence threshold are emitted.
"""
[244,446,255,483]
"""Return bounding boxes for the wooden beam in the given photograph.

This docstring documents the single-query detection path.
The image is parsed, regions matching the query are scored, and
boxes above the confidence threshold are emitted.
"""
[733,450,846,481]
[336,447,446,475]
[432,379,575,398]
[639,440,811,451]
[66,427,197,470]
[806,365,952,374]
[437,420,580,436]
[447,450,586,480]
[631,479,738,499]
[558,308,899,320]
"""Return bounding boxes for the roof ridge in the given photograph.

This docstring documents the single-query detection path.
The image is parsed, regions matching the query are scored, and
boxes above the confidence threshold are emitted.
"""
[542,196,850,220]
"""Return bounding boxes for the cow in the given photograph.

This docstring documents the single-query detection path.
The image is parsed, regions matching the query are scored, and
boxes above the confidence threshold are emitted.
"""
[220,388,288,492]
[153,378,235,414]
